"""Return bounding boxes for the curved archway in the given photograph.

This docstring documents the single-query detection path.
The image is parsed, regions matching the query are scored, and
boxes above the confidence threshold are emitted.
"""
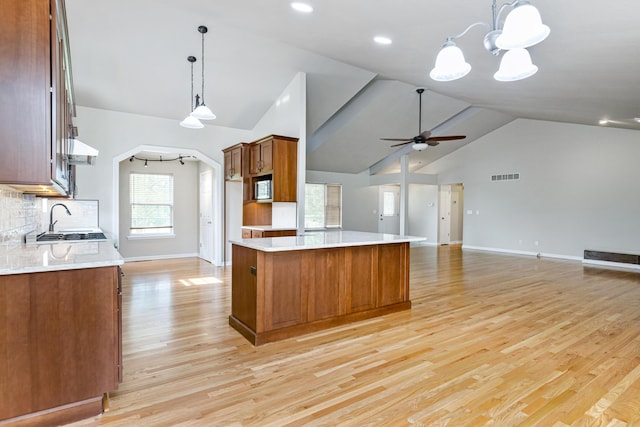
[112,145,224,266]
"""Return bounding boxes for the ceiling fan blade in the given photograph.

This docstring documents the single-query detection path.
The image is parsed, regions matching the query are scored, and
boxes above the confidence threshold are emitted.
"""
[419,130,431,139]
[380,138,413,142]
[389,141,414,147]
[425,135,467,142]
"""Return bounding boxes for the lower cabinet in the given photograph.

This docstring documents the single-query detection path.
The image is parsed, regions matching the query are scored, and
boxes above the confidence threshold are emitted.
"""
[241,228,297,239]
[229,243,410,345]
[0,266,122,425]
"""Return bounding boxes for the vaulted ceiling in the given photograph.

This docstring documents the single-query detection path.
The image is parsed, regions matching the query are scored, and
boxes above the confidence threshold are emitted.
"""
[65,0,640,174]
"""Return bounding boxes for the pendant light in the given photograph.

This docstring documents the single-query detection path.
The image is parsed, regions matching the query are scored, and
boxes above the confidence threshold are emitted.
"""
[180,56,204,129]
[190,26,216,121]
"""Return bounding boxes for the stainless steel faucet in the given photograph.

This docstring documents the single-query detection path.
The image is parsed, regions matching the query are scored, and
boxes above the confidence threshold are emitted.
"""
[49,203,72,232]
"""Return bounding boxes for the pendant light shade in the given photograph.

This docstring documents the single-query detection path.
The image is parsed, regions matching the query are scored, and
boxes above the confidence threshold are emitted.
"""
[180,115,204,129]
[429,41,471,82]
[494,48,538,81]
[495,1,550,49]
[191,104,216,120]
[179,55,204,129]
[190,25,216,120]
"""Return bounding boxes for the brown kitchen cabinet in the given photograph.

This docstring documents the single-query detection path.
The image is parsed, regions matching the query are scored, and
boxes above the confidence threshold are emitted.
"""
[0,0,75,196]
[0,265,122,425]
[230,242,411,345]
[223,135,298,228]
[249,138,273,175]
[223,143,246,181]
[248,135,297,203]
[241,228,297,239]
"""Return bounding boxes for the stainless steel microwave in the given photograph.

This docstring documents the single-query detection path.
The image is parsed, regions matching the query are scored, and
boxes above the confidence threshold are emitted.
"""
[255,180,272,200]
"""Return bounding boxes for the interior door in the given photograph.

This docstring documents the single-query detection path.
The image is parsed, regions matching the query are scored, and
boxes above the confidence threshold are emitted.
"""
[439,185,451,245]
[378,185,400,235]
[199,170,214,263]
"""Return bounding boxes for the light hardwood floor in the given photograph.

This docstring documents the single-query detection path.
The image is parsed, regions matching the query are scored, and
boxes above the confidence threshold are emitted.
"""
[67,245,640,426]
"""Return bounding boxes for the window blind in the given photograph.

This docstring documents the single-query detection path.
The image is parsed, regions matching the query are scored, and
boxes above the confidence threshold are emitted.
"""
[129,173,174,233]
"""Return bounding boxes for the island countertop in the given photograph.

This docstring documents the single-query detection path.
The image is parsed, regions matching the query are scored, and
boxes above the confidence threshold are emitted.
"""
[0,241,124,275]
[230,230,426,252]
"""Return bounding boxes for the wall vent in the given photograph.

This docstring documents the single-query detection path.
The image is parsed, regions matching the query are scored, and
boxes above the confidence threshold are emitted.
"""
[491,173,520,182]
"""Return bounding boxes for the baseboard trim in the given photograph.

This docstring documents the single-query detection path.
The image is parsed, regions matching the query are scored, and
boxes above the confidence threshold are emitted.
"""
[124,253,199,263]
[582,259,640,271]
[461,245,582,262]
[411,241,437,247]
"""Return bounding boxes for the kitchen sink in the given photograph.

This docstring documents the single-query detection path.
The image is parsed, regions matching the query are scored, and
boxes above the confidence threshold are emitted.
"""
[35,230,108,243]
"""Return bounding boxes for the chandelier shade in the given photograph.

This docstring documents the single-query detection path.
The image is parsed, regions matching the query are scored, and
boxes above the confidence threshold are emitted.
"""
[495,1,550,49]
[494,48,538,81]
[429,41,472,82]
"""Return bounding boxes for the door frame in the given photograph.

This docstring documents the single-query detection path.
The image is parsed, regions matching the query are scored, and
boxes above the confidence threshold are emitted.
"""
[438,185,451,245]
[199,169,215,264]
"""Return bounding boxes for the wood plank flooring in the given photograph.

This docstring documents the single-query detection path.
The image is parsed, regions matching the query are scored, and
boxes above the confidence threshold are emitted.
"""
[66,245,640,426]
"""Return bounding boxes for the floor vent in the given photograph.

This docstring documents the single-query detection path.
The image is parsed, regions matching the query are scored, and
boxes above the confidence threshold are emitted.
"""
[491,173,520,182]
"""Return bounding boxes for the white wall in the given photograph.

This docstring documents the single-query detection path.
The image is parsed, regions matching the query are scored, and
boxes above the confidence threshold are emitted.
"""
[306,170,378,232]
[252,72,307,233]
[118,158,198,260]
[421,119,640,258]
[408,184,438,242]
[73,106,252,258]
[224,180,243,263]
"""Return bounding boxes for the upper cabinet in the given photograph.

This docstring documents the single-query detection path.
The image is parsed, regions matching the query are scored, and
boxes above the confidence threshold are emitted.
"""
[249,138,273,175]
[223,143,246,181]
[223,135,298,226]
[249,135,298,203]
[0,0,75,196]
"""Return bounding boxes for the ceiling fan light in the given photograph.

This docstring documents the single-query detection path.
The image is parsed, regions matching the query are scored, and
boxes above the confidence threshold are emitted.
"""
[190,104,216,120]
[429,42,471,82]
[494,48,538,81]
[495,1,550,49]
[180,115,204,129]
[412,143,428,151]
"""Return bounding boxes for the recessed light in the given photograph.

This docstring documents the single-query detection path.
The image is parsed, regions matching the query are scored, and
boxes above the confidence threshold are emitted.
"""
[374,36,392,45]
[599,119,609,125]
[291,2,313,13]
[634,117,640,123]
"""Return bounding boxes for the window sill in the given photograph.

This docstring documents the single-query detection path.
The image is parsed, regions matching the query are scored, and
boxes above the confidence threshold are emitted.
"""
[127,234,176,240]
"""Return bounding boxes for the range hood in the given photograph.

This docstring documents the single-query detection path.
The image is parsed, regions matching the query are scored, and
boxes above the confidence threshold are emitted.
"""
[68,138,99,165]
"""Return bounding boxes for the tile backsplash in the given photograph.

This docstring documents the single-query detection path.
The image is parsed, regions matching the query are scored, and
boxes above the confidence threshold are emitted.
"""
[0,185,39,245]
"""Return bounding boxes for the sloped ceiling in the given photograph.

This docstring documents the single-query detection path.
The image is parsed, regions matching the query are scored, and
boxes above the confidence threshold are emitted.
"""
[65,0,640,174]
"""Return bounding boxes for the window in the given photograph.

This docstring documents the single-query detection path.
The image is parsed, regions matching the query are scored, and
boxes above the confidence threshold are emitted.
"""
[129,173,174,235]
[304,183,342,229]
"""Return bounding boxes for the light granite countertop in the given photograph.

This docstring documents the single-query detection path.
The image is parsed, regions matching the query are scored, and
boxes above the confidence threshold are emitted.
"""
[0,241,124,275]
[230,230,426,252]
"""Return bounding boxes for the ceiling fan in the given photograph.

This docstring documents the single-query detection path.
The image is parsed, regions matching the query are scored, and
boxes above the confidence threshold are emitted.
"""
[381,88,466,151]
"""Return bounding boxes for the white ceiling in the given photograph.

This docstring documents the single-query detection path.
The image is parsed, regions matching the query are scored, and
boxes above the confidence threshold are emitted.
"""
[65,0,640,174]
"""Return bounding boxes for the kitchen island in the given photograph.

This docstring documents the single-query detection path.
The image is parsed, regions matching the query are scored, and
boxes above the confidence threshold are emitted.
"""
[0,241,124,426]
[229,230,425,345]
